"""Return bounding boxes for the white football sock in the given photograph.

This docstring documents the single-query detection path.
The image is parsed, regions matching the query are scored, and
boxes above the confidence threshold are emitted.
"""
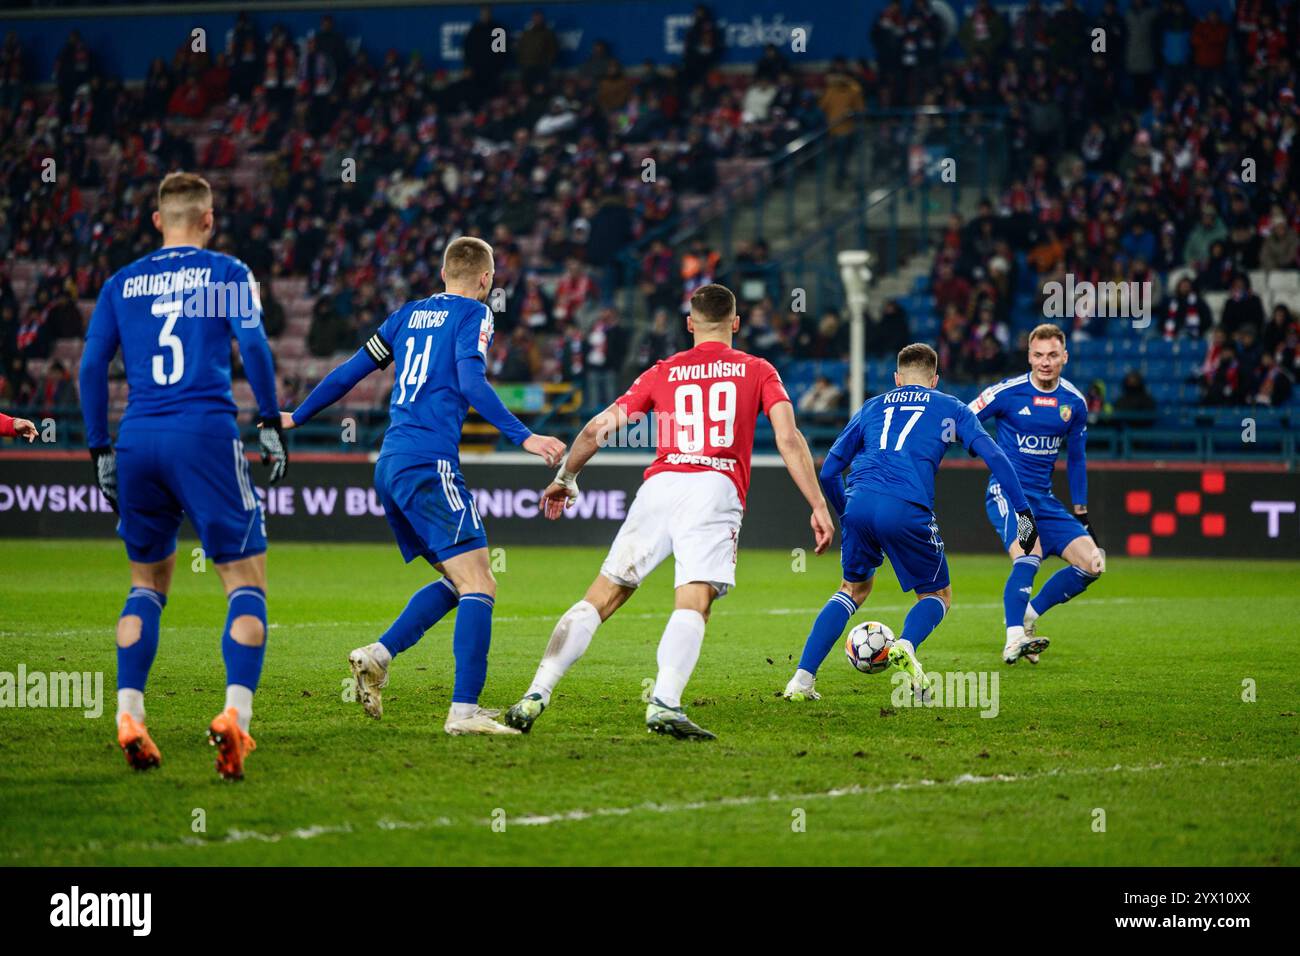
[224,684,254,733]
[1023,604,1040,627]
[367,642,392,668]
[650,609,706,709]
[449,701,477,720]
[792,668,816,687]
[1006,624,1026,643]
[117,688,145,723]
[527,600,602,705]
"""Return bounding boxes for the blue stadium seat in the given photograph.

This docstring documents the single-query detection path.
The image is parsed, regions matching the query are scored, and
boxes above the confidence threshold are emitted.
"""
[1138,357,1177,380]
[1148,381,1179,402]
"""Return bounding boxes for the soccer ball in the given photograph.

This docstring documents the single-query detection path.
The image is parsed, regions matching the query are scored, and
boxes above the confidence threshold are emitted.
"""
[845,621,895,674]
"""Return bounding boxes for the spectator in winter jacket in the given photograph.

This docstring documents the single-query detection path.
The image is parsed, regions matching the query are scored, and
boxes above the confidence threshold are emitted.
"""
[1182,204,1227,268]
[1259,207,1299,271]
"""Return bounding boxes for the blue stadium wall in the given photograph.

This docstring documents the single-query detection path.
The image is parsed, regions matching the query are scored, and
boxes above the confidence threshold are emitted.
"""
[2,451,1297,559]
[4,0,1234,83]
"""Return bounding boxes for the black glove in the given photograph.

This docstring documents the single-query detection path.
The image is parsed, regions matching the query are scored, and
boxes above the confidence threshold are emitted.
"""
[257,418,288,484]
[1016,508,1039,554]
[1077,508,1097,543]
[90,446,118,513]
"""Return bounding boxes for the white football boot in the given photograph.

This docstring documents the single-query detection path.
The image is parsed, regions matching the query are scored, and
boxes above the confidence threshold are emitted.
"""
[1002,626,1049,665]
[348,644,390,719]
[782,670,821,701]
[444,706,521,736]
[1022,616,1048,664]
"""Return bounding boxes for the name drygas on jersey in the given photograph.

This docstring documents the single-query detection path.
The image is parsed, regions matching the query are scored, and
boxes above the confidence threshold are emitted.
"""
[407,309,449,329]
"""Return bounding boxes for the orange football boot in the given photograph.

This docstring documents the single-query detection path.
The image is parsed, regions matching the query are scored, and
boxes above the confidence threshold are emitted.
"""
[208,707,257,781]
[117,713,162,771]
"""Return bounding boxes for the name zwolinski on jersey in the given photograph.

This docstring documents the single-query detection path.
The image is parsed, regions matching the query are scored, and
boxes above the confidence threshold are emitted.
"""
[373,292,496,464]
[615,340,791,507]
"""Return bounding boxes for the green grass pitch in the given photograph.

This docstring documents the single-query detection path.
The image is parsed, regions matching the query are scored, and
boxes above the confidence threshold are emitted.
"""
[1,539,1296,866]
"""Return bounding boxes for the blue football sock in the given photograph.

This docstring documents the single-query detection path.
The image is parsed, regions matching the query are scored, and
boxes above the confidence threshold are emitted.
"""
[379,578,458,657]
[222,587,268,692]
[900,595,947,650]
[1029,566,1098,617]
[117,587,166,691]
[1003,555,1041,629]
[452,592,494,705]
[797,591,859,674]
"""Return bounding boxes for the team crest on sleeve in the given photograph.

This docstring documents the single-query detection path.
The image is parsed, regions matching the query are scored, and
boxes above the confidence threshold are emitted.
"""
[1060,405,1072,422]
[972,387,994,412]
[478,309,494,355]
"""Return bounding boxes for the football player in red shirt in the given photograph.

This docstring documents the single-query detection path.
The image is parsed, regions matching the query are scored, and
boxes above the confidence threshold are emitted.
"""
[506,283,834,739]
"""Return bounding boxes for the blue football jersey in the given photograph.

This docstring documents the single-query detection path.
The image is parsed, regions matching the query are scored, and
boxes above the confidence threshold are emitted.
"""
[84,245,276,442]
[968,374,1088,498]
[370,292,496,463]
[832,385,989,509]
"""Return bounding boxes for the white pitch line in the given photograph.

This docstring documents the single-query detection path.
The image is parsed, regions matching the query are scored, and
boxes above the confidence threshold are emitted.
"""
[505,755,1290,827]
[22,754,1286,861]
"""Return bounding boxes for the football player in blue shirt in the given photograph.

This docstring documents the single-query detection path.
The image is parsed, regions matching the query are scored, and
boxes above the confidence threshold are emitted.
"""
[969,323,1103,665]
[80,172,287,780]
[783,343,1039,701]
[283,236,566,735]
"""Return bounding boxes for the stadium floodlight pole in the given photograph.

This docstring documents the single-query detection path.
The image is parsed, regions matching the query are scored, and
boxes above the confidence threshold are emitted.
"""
[837,249,874,409]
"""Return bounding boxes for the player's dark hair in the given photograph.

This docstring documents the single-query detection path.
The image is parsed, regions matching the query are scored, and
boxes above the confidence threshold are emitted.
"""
[157,172,212,228]
[1029,323,1067,347]
[897,342,938,375]
[443,236,494,283]
[690,283,736,325]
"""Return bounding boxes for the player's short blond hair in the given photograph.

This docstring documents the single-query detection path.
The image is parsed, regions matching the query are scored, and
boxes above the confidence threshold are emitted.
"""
[157,172,212,230]
[442,236,494,283]
[897,342,938,376]
[689,283,736,326]
[1028,323,1067,347]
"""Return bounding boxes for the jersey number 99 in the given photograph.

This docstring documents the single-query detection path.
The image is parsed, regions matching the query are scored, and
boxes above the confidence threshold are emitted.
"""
[674,381,736,453]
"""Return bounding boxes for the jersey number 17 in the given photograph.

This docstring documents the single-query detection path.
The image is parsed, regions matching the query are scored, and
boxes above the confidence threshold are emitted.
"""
[880,405,925,450]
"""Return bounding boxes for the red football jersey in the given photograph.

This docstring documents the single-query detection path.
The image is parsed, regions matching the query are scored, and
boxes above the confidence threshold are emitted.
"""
[615,340,790,506]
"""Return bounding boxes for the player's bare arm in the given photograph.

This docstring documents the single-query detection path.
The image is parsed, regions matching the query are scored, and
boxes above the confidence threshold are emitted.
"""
[768,401,833,555]
[541,402,627,520]
[0,413,38,442]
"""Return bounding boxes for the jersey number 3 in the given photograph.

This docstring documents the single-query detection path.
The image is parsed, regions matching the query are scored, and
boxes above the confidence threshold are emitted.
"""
[151,306,184,386]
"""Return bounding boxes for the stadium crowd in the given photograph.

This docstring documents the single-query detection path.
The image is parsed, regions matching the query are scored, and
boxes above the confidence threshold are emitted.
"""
[905,0,1300,416]
[0,2,1297,429]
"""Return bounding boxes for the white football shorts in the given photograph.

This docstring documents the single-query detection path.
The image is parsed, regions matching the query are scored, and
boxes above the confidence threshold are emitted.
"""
[599,470,743,596]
